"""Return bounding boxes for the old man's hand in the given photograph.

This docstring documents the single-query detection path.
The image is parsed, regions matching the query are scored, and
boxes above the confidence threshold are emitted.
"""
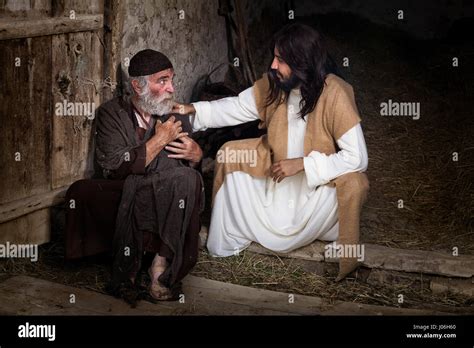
[155,115,187,144]
[165,135,203,164]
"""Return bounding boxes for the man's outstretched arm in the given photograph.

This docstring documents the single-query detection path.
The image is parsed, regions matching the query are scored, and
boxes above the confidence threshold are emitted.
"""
[174,86,260,132]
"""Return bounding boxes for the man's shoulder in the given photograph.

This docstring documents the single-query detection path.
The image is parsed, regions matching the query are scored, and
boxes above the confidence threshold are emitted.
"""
[95,96,132,129]
[323,73,353,95]
[253,73,269,90]
[97,96,127,114]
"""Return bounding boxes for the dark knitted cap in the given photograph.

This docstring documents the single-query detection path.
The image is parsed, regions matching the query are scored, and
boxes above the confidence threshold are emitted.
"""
[128,49,173,77]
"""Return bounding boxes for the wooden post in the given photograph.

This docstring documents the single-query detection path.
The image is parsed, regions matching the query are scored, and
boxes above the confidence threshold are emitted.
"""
[103,0,124,101]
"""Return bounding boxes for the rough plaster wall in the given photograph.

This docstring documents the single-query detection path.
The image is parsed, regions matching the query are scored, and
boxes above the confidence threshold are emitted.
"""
[122,0,228,102]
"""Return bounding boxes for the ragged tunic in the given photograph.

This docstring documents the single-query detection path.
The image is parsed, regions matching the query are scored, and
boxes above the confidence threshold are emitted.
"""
[95,96,204,290]
[191,74,368,256]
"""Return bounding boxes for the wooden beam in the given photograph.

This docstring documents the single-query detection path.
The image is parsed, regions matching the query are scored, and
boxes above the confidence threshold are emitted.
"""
[103,0,124,100]
[0,275,457,315]
[199,230,474,279]
[362,243,474,278]
[0,208,51,245]
[183,276,453,315]
[0,15,103,41]
[0,187,68,224]
[0,276,177,315]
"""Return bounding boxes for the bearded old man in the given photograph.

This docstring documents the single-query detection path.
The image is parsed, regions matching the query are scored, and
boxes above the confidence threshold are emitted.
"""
[176,23,369,281]
[95,49,204,302]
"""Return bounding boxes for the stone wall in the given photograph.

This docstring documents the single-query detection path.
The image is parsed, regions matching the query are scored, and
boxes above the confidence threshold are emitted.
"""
[121,0,228,102]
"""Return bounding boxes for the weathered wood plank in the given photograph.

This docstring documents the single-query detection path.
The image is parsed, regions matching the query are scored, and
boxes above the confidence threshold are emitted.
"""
[0,275,299,315]
[0,186,68,224]
[0,275,179,315]
[52,0,104,16]
[247,241,325,261]
[0,275,457,316]
[0,275,303,315]
[0,0,105,245]
[0,37,52,205]
[102,0,124,100]
[183,276,454,315]
[0,208,50,244]
[362,243,474,278]
[51,30,102,188]
[0,0,52,19]
[0,15,103,40]
[199,230,474,278]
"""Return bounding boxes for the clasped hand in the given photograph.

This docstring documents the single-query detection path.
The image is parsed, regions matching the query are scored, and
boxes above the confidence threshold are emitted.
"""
[154,116,202,163]
[270,158,304,183]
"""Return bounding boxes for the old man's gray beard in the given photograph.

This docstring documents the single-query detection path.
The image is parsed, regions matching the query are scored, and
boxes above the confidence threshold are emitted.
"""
[136,89,174,116]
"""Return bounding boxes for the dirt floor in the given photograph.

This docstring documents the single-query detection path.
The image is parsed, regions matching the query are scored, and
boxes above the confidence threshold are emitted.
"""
[1,13,473,312]
[1,236,472,312]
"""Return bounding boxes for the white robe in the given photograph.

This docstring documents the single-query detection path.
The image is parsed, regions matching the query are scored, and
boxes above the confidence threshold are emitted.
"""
[191,86,368,256]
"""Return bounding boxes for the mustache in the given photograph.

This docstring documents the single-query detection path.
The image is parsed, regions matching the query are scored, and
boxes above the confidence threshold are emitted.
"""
[156,92,174,102]
[270,69,282,79]
[270,69,288,83]
[137,90,175,116]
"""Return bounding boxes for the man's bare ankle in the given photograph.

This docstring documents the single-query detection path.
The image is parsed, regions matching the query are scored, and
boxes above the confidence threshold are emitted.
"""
[152,254,168,268]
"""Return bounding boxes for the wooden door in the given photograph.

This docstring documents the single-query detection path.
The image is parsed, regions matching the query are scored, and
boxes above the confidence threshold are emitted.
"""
[0,0,116,245]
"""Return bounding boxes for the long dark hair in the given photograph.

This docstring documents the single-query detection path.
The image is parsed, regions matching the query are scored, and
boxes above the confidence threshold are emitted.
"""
[266,23,340,119]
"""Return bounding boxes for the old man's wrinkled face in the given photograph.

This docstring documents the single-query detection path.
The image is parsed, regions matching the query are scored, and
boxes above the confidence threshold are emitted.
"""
[134,68,176,116]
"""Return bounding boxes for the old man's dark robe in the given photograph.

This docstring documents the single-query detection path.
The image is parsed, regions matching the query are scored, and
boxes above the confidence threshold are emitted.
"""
[94,96,204,295]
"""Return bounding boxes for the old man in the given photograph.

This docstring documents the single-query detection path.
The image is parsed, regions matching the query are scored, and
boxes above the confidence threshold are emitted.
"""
[95,49,204,302]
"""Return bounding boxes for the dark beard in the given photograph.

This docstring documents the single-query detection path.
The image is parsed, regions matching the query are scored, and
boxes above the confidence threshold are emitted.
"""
[270,69,300,92]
